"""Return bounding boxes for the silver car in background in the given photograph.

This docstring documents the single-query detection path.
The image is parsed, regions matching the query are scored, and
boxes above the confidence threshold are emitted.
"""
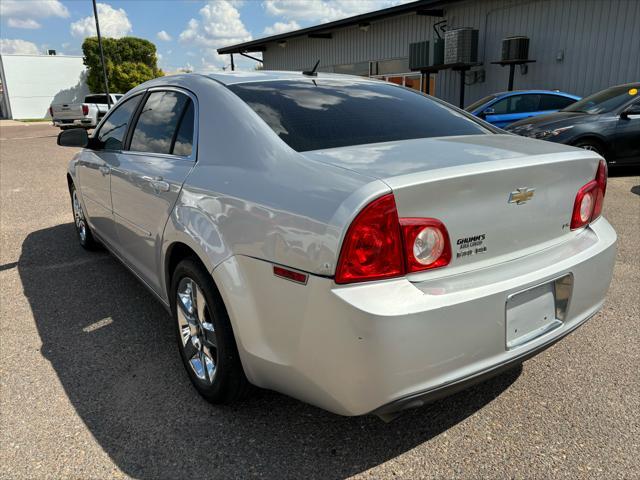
[58,72,616,418]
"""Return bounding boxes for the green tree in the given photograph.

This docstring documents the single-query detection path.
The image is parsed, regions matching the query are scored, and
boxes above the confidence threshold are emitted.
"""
[82,36,164,93]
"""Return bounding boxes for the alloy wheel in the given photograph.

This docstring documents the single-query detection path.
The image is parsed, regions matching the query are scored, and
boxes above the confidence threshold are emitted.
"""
[176,277,218,384]
[72,190,87,243]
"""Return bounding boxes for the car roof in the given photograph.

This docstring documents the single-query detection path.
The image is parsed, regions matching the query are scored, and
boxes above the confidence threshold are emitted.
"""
[492,90,580,98]
[205,70,380,86]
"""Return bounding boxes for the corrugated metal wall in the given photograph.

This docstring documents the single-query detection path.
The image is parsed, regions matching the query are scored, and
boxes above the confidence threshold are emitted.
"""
[261,0,640,106]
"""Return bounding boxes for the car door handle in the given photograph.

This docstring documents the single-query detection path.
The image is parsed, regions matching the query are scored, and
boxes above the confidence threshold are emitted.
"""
[99,165,110,175]
[142,175,170,192]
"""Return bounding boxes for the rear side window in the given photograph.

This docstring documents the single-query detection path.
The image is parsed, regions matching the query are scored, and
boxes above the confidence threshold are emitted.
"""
[539,95,576,110]
[85,95,109,104]
[172,101,194,156]
[97,95,141,150]
[228,80,489,152]
[129,91,193,155]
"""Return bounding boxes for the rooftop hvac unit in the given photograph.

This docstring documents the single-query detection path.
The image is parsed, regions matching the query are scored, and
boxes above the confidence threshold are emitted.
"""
[501,36,530,61]
[409,41,430,70]
[432,38,445,65]
[444,28,478,64]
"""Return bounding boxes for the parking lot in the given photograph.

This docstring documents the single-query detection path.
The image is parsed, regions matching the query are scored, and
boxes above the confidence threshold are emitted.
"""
[0,122,638,479]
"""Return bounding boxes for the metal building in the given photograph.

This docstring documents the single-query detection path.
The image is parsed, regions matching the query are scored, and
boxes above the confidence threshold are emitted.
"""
[219,0,640,108]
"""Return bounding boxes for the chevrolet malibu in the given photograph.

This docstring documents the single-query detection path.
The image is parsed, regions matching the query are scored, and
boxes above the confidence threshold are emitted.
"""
[58,72,616,419]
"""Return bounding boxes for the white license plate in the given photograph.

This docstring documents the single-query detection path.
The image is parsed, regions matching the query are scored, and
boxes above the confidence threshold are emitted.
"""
[506,281,562,349]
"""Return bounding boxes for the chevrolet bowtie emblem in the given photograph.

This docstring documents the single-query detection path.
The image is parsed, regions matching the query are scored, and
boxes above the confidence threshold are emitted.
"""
[508,187,535,205]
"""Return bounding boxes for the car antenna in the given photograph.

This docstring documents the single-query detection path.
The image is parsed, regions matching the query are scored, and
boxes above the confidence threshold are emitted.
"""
[303,60,320,77]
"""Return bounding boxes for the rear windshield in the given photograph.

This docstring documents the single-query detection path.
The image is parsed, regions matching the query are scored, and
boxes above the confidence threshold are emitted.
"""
[228,80,490,152]
[85,95,109,104]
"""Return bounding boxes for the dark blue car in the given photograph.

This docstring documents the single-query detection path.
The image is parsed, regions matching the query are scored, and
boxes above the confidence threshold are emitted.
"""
[465,90,581,128]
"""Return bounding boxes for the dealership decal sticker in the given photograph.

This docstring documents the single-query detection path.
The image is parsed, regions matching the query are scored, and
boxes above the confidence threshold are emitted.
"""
[456,234,487,258]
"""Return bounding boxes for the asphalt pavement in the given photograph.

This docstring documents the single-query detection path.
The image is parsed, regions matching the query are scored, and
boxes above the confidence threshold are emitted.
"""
[1,123,638,479]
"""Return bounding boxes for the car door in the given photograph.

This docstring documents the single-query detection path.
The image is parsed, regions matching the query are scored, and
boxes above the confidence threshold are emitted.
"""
[614,99,640,164]
[484,94,541,128]
[109,88,197,295]
[76,94,142,246]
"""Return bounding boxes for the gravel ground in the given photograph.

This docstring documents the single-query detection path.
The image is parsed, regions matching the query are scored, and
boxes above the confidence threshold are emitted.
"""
[1,123,638,479]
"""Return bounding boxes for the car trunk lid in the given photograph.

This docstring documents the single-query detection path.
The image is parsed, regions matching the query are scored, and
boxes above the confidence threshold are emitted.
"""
[302,134,602,276]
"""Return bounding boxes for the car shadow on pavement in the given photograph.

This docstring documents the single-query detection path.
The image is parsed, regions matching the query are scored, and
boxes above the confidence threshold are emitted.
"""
[20,223,521,480]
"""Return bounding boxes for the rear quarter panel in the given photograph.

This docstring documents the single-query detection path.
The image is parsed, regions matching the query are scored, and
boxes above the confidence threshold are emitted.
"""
[159,75,387,290]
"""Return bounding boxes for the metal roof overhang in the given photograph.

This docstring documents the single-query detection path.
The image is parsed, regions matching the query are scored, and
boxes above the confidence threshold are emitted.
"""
[217,0,449,54]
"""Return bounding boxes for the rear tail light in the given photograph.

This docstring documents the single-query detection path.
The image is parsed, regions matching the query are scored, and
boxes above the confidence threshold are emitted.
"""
[570,159,607,230]
[335,194,404,284]
[335,194,451,284]
[82,104,89,116]
[48,106,53,117]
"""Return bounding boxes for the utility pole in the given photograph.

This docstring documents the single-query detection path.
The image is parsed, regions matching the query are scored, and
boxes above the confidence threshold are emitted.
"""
[92,0,111,107]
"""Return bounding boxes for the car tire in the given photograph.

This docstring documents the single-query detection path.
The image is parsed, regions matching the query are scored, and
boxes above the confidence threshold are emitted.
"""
[573,139,607,158]
[70,184,99,250]
[171,258,251,404]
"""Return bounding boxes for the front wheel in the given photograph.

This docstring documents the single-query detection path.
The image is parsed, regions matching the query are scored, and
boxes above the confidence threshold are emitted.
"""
[573,139,606,158]
[171,258,251,403]
[70,184,98,249]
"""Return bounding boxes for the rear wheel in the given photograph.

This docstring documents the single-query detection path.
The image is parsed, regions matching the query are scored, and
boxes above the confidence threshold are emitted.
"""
[171,258,251,403]
[70,184,98,249]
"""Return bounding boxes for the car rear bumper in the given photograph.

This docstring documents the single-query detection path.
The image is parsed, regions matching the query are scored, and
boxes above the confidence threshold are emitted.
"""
[53,118,94,127]
[213,218,617,416]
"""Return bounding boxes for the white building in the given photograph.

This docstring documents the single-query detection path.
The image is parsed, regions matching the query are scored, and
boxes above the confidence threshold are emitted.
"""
[0,54,89,120]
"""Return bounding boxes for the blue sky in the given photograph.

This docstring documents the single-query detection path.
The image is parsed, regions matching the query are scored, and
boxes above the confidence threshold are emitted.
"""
[0,0,407,72]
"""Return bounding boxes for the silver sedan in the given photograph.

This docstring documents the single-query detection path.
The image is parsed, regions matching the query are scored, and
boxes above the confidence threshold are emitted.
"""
[58,71,616,418]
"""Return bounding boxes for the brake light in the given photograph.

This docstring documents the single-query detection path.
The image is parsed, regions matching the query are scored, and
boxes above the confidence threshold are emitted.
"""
[48,106,53,117]
[570,159,607,230]
[335,194,404,284]
[335,194,451,284]
[82,104,89,116]
[592,159,607,220]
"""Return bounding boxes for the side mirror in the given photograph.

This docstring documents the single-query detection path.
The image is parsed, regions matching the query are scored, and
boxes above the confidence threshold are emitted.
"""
[621,103,640,119]
[57,128,89,148]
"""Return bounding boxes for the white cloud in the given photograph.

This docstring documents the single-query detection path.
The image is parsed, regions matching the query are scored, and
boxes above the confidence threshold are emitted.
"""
[179,0,252,70]
[8,18,42,29]
[263,20,300,35]
[0,39,40,55]
[1,0,68,30]
[178,63,194,73]
[157,30,172,41]
[0,0,69,19]
[70,3,132,39]
[263,0,403,23]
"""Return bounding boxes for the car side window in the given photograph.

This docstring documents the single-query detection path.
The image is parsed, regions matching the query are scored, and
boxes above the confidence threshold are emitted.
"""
[97,95,142,151]
[539,95,576,110]
[487,97,512,114]
[129,91,191,155]
[512,94,541,113]
[490,95,541,115]
[172,101,194,157]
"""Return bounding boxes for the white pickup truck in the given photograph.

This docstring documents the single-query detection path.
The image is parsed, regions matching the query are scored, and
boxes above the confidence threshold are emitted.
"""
[50,93,123,129]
